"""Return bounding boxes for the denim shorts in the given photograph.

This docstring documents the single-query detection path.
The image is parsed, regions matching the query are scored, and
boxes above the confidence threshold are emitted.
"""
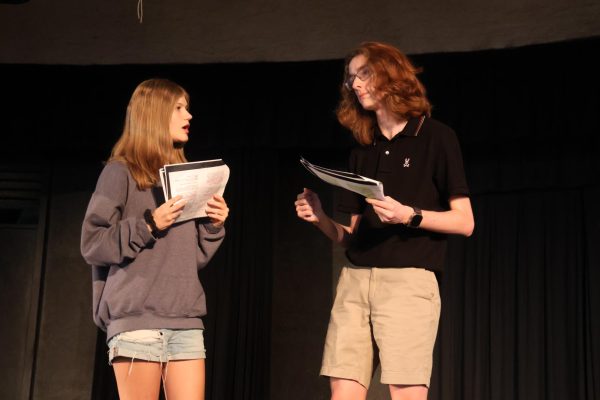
[107,329,206,365]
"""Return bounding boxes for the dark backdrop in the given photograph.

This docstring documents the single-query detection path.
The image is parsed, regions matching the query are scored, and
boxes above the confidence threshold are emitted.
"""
[0,37,599,400]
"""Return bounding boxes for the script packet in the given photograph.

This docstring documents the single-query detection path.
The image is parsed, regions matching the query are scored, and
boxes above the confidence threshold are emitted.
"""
[300,157,384,200]
[160,159,230,222]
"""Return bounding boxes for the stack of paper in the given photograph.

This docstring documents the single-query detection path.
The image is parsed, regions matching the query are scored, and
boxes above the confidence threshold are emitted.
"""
[300,157,384,200]
[159,159,230,223]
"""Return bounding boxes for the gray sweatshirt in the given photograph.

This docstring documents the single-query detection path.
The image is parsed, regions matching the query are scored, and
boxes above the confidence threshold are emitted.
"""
[81,161,225,340]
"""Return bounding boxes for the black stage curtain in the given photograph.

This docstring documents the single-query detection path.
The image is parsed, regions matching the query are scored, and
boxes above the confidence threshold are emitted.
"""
[432,186,600,400]
[1,37,598,400]
[421,39,600,400]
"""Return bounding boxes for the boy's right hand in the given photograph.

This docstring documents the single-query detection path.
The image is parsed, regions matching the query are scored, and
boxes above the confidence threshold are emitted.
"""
[295,188,323,224]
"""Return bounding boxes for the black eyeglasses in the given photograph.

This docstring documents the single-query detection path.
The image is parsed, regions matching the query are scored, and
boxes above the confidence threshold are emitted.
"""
[344,66,372,90]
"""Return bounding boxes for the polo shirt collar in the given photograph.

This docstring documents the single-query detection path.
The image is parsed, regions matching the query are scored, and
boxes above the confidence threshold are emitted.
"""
[374,116,424,143]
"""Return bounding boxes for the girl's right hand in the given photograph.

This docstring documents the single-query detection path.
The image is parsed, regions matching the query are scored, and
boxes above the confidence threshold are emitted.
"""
[294,188,323,224]
[152,195,187,231]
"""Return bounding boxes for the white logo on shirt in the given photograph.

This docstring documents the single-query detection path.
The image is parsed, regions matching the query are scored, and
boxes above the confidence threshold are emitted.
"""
[403,158,410,168]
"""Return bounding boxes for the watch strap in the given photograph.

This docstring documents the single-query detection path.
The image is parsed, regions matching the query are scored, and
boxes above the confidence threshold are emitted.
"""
[406,207,423,228]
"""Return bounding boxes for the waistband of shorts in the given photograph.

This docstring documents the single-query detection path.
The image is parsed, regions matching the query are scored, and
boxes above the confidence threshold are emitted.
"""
[106,314,204,342]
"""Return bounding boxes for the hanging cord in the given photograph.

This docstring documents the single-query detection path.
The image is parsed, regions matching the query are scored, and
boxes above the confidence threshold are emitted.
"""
[137,0,143,23]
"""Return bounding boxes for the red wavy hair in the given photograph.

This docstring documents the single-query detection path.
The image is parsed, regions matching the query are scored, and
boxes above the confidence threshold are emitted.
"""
[337,42,431,145]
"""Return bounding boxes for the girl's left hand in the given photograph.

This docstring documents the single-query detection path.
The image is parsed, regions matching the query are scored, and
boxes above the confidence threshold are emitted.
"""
[206,194,229,227]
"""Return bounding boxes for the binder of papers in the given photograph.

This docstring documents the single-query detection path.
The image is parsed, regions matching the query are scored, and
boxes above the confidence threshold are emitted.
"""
[159,159,230,223]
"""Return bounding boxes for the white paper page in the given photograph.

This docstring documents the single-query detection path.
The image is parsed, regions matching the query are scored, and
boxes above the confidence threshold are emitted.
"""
[305,163,385,200]
[167,164,230,222]
[300,157,380,184]
[159,168,167,199]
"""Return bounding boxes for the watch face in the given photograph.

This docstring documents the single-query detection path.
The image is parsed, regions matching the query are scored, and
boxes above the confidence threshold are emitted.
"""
[410,213,423,227]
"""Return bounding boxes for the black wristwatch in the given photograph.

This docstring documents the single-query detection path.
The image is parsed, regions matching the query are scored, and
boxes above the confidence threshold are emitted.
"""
[406,207,423,228]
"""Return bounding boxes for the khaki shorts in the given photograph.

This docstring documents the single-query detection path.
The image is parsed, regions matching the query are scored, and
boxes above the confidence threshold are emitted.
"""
[320,266,441,389]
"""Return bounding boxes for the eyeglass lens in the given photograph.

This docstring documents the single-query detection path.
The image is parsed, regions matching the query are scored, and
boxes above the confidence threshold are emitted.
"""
[345,67,371,89]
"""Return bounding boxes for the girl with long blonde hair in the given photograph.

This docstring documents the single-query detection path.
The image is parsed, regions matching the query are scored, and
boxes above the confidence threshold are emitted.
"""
[82,78,229,400]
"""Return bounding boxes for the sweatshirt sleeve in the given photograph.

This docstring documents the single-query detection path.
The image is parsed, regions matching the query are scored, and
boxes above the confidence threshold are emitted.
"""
[196,222,226,270]
[81,163,156,267]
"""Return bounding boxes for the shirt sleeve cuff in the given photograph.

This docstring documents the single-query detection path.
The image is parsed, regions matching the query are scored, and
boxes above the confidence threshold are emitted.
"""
[137,218,157,244]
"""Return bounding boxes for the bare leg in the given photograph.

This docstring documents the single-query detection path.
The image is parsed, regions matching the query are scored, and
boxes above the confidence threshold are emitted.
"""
[330,377,367,400]
[389,384,428,400]
[113,358,162,400]
[163,359,205,400]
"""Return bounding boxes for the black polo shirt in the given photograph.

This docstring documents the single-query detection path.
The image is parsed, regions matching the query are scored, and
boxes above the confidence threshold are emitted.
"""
[338,116,470,272]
